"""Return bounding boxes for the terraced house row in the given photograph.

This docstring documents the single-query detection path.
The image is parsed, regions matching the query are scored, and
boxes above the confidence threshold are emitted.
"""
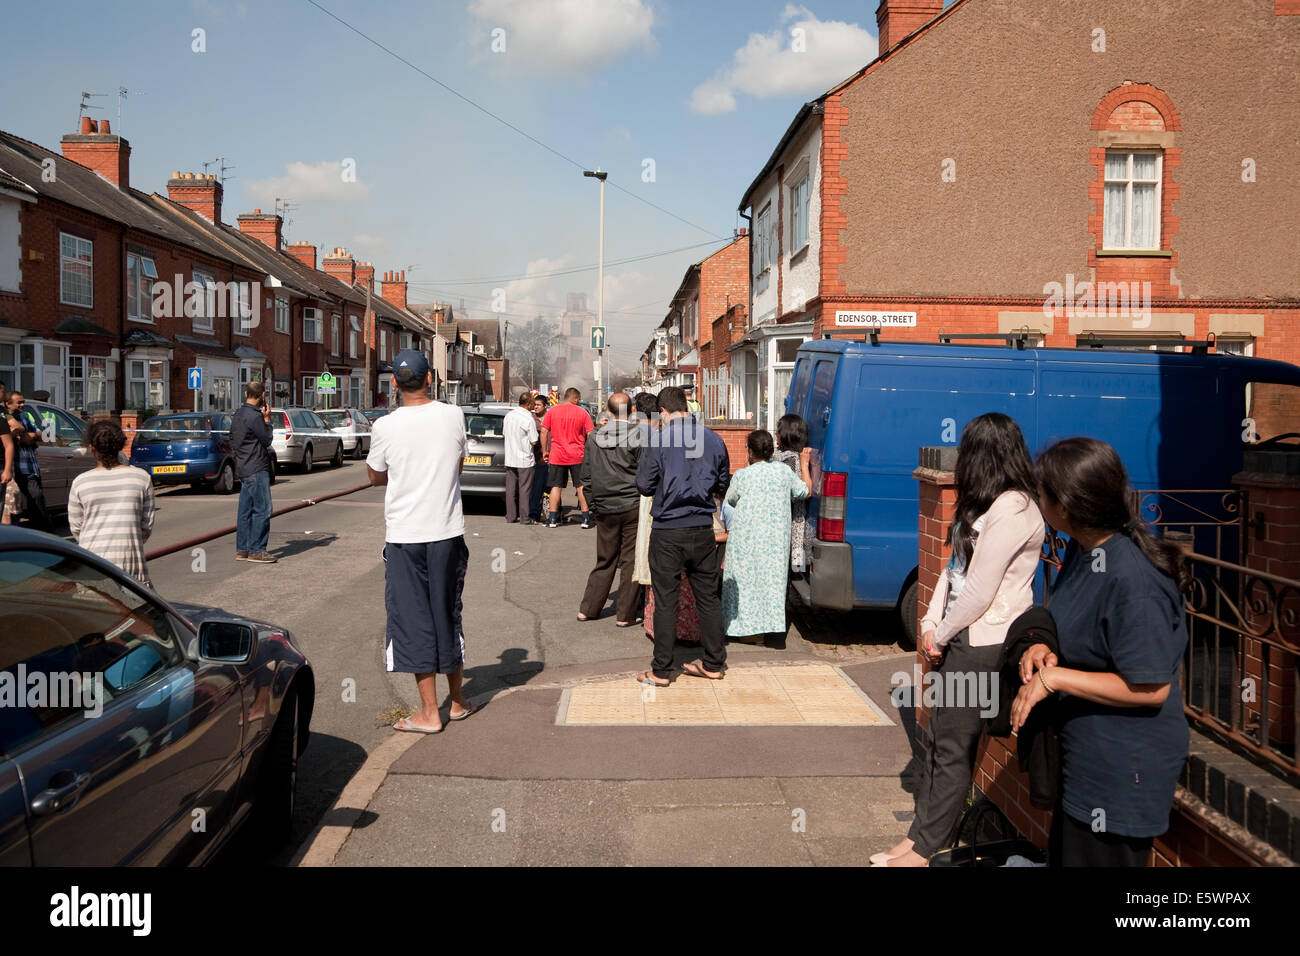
[0,116,467,417]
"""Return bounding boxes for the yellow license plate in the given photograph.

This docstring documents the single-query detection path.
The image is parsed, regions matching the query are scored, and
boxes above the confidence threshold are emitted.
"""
[463,455,491,466]
[152,465,187,474]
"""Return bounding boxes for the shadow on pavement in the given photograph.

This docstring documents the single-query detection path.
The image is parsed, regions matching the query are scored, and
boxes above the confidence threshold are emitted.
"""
[271,532,339,560]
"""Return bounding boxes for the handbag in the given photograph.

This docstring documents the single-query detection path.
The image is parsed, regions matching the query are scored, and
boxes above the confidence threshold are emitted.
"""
[7,478,28,516]
[927,797,1046,867]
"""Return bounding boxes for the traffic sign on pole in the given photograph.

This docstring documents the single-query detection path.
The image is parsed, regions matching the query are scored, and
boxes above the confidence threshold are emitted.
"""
[590,326,606,350]
[317,371,337,394]
[188,367,202,390]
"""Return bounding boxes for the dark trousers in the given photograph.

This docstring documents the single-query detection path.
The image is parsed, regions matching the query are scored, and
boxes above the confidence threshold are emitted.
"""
[505,466,533,522]
[649,526,724,679]
[579,507,642,621]
[906,630,1002,857]
[1049,805,1154,867]
[529,462,548,520]
[18,472,51,532]
[235,469,271,554]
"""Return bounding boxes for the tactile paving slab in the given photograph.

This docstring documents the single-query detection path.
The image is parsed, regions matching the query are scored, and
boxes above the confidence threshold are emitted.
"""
[558,663,891,726]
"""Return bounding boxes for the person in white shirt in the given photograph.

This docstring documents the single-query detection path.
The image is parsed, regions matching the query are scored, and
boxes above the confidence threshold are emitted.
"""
[366,349,477,734]
[875,412,1045,867]
[502,391,539,524]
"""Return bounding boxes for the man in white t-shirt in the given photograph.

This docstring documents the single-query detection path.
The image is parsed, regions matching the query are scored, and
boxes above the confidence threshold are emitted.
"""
[502,391,539,524]
[366,349,477,733]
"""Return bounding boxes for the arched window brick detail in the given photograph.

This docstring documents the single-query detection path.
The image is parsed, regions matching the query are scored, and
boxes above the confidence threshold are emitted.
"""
[1105,100,1165,132]
[1091,83,1182,131]
[1086,85,1182,297]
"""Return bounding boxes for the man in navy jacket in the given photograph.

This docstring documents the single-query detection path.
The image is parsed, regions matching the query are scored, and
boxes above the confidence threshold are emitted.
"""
[634,386,730,685]
[229,381,276,563]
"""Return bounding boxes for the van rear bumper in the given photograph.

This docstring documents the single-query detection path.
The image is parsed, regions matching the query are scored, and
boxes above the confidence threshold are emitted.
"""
[799,539,856,612]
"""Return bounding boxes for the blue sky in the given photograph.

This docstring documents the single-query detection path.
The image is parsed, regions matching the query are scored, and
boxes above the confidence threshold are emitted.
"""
[1,0,896,368]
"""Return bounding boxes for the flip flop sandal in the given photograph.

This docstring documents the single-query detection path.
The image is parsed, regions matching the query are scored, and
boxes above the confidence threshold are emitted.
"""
[636,671,670,688]
[615,619,642,628]
[448,704,478,721]
[681,660,724,680]
[394,716,444,734]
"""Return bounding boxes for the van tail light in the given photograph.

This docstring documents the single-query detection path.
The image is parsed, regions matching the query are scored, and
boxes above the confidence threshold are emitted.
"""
[818,471,847,542]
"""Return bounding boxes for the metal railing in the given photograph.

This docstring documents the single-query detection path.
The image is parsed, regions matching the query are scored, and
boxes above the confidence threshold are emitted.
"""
[1039,488,1299,781]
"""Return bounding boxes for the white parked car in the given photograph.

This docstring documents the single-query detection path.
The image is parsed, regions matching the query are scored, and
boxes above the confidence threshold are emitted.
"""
[268,406,344,473]
[316,407,373,459]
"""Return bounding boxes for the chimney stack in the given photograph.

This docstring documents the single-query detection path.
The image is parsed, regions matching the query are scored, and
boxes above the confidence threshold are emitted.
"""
[322,246,356,287]
[381,269,408,310]
[875,0,943,56]
[167,171,223,224]
[236,208,284,250]
[355,261,375,288]
[287,240,317,271]
[61,118,131,189]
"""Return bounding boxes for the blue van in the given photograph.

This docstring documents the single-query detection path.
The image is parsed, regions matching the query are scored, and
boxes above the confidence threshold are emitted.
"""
[783,339,1300,646]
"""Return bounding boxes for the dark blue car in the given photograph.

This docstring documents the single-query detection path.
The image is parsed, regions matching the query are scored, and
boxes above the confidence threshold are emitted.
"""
[129,413,242,494]
[0,526,315,865]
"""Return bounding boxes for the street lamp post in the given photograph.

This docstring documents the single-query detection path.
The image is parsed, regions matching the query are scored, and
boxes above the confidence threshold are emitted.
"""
[583,169,607,402]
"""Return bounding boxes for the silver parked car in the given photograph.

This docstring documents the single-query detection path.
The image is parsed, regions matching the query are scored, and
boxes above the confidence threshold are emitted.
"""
[268,407,344,473]
[458,404,508,498]
[316,407,372,459]
[11,400,99,512]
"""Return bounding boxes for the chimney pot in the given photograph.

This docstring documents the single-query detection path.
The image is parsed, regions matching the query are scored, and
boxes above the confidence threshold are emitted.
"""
[99,120,110,134]
[171,170,181,179]
[80,116,93,134]
[253,207,260,214]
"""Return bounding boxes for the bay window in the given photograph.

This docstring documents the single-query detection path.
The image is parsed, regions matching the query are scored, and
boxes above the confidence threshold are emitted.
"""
[67,355,108,413]
[127,358,167,410]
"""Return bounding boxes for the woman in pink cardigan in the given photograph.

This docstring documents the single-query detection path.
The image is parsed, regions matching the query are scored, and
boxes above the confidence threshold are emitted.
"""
[875,412,1045,867]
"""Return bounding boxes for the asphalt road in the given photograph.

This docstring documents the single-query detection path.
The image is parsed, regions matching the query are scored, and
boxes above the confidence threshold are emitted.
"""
[44,461,904,865]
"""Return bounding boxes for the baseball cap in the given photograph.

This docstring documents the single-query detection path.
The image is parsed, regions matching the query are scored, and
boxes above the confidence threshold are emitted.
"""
[392,349,430,385]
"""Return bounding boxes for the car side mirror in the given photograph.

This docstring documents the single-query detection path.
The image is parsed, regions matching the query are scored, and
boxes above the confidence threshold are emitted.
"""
[198,620,255,663]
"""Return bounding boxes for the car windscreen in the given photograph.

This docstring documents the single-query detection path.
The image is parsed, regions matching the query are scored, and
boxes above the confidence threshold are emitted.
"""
[318,411,349,426]
[465,414,505,439]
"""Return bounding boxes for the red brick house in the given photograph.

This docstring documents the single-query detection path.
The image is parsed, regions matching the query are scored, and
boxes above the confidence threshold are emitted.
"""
[0,122,274,416]
[738,0,1300,425]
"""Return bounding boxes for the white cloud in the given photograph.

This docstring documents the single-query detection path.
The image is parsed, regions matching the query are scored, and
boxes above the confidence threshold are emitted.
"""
[244,160,372,206]
[468,0,656,74]
[689,5,876,114]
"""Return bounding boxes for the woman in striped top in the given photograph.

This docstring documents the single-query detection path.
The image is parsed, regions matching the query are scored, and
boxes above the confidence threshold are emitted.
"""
[68,420,157,588]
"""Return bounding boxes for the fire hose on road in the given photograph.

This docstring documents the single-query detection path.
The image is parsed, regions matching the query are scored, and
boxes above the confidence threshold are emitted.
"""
[145,481,376,561]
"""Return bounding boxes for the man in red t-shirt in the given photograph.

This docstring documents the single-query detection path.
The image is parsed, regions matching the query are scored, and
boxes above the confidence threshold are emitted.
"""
[540,387,595,528]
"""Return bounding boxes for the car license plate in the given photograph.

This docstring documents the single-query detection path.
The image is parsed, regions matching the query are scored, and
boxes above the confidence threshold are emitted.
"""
[152,465,187,474]
[463,455,491,466]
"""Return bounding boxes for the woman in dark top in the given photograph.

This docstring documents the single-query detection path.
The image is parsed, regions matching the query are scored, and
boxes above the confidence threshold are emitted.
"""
[1012,437,1189,867]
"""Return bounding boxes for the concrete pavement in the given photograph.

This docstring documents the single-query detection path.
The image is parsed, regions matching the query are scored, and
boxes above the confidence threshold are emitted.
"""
[132,468,916,866]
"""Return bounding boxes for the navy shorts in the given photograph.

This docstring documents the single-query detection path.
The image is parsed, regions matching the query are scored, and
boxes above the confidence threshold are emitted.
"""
[383,536,469,674]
